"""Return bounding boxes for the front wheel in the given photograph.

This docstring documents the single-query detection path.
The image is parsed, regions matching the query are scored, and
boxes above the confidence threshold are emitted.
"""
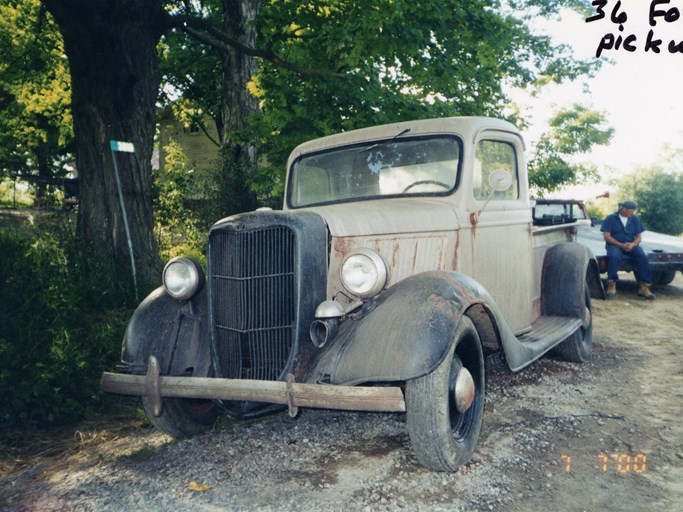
[142,397,219,438]
[405,316,485,472]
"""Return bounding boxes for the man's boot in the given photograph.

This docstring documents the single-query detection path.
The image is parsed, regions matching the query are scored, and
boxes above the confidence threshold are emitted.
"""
[606,280,616,298]
[638,282,656,300]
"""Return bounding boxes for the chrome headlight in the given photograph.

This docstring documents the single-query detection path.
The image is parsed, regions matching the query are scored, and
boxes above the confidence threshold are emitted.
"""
[340,248,388,298]
[162,257,205,301]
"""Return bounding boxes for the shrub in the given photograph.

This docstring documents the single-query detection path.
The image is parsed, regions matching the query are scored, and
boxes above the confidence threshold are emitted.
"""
[0,218,131,427]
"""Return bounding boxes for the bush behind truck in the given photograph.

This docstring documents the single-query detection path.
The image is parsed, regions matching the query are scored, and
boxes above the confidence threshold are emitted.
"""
[102,117,604,472]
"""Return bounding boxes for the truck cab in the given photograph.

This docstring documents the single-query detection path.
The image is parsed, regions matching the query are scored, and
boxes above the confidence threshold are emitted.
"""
[102,117,602,472]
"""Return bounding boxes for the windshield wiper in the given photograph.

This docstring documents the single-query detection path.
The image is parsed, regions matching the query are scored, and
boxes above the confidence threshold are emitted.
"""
[358,127,411,153]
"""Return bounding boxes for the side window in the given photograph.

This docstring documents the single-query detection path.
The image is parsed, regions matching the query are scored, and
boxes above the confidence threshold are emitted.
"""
[473,140,518,200]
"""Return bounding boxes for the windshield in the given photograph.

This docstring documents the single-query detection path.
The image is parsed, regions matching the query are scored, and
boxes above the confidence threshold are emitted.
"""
[288,136,461,207]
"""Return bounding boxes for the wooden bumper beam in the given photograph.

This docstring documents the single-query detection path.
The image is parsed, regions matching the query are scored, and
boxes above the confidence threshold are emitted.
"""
[101,356,406,417]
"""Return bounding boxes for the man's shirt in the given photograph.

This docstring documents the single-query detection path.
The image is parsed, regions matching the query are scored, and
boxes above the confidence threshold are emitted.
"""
[600,211,645,245]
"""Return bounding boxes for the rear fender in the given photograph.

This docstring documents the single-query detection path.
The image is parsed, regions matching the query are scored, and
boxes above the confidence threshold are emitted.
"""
[542,243,605,316]
[311,271,505,385]
[121,287,211,377]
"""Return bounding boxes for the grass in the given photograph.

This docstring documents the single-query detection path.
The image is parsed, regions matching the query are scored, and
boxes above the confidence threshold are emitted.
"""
[0,400,146,477]
[0,179,34,208]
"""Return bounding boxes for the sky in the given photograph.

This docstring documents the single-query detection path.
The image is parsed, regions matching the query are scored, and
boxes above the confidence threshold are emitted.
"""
[511,2,683,198]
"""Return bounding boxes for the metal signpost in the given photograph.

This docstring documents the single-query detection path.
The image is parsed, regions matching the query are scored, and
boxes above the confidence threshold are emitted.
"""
[109,140,139,301]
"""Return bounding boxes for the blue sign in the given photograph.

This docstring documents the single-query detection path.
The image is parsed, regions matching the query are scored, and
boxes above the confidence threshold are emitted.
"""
[109,140,136,153]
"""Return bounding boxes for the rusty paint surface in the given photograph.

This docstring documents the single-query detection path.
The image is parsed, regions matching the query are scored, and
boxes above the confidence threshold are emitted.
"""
[451,230,460,271]
[324,200,553,335]
[458,208,535,333]
[328,233,458,300]
[333,237,354,260]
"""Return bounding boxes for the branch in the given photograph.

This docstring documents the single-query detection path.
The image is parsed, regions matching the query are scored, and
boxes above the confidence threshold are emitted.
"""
[166,14,346,80]
[199,123,220,148]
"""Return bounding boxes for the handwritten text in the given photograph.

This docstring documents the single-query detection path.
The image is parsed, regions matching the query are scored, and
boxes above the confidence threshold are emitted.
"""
[587,0,683,57]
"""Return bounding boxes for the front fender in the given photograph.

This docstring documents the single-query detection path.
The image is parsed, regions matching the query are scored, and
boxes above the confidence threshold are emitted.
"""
[311,271,495,385]
[121,287,211,378]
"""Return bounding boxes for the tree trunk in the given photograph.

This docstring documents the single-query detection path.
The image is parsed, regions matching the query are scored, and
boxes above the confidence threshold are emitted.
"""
[41,0,166,290]
[217,0,261,215]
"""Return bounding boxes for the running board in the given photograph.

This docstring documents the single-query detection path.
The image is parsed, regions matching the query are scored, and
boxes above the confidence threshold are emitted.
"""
[517,315,582,345]
[505,315,583,372]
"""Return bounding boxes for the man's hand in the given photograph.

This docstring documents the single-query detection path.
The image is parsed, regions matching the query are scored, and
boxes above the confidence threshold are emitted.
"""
[604,231,639,252]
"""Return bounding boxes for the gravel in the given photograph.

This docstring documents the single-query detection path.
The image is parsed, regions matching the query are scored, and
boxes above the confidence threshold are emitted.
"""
[1,331,678,511]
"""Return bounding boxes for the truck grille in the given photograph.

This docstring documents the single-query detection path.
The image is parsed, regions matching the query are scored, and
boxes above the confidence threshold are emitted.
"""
[210,225,296,381]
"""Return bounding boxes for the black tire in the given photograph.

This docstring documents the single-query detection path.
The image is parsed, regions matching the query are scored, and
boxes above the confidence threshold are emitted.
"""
[405,316,485,472]
[551,283,592,363]
[142,397,219,438]
[653,270,676,286]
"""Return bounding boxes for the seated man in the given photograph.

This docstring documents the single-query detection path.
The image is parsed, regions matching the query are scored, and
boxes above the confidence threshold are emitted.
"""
[600,200,655,300]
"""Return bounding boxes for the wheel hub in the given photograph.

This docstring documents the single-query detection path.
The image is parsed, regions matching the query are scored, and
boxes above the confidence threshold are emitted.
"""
[583,306,592,329]
[454,367,475,413]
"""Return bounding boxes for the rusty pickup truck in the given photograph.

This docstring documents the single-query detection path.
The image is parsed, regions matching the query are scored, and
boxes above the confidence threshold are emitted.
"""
[533,198,683,286]
[102,117,603,472]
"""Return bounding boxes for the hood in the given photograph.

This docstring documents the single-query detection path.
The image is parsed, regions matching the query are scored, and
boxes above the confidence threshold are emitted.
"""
[302,197,460,238]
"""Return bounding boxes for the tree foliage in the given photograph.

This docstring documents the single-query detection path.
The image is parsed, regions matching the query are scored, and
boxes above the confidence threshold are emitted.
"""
[158,1,600,204]
[528,104,614,195]
[153,139,207,262]
[161,0,262,215]
[238,1,597,200]
[656,145,683,174]
[6,0,602,289]
[617,168,683,236]
[0,0,73,183]
[159,6,223,140]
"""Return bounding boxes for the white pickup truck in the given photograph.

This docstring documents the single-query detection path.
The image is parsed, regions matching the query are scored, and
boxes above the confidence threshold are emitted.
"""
[102,117,603,472]
[533,198,683,286]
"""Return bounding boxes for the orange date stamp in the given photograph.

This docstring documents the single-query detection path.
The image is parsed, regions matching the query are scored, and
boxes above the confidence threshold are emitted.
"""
[561,453,649,474]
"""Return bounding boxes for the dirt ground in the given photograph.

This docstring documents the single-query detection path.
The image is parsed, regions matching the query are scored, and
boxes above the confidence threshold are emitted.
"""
[1,272,682,511]
[480,272,683,511]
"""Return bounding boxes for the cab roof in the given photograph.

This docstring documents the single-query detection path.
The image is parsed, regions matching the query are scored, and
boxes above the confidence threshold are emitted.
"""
[286,117,524,167]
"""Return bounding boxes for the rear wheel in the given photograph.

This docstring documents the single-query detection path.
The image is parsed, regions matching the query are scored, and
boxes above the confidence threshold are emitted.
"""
[551,282,592,363]
[142,397,219,438]
[405,316,485,472]
[653,270,676,286]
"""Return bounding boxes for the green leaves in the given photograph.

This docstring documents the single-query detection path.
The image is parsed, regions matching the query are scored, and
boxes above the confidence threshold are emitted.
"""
[0,225,130,427]
[158,1,601,204]
[548,105,614,154]
[153,139,208,262]
[528,104,613,194]
[242,0,601,199]
[618,168,683,236]
[0,0,73,180]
